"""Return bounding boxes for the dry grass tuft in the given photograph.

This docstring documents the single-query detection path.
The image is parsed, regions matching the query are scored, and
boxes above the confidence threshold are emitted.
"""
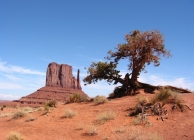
[66,93,89,104]
[64,109,77,118]
[116,127,163,140]
[96,110,116,123]
[75,123,84,130]
[93,95,108,105]
[85,125,98,136]
[7,131,25,140]
[12,111,26,120]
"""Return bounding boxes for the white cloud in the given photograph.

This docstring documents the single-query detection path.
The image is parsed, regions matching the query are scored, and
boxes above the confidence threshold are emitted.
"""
[0,94,20,100]
[0,60,45,75]
[0,82,22,89]
[4,74,22,81]
[139,74,194,91]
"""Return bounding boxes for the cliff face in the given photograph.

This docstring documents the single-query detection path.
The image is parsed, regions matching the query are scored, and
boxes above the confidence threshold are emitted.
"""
[46,62,81,90]
[13,62,86,105]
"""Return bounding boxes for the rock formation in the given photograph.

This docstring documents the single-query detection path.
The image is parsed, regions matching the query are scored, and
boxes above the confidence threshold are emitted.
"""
[46,62,81,89]
[14,62,87,105]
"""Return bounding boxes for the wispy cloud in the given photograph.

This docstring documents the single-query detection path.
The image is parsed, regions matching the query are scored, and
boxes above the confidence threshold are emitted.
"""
[139,74,194,91]
[0,93,20,100]
[0,60,45,75]
[40,57,52,62]
[0,82,22,89]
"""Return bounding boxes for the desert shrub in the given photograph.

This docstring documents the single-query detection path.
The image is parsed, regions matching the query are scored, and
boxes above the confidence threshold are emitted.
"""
[150,132,164,140]
[66,93,88,104]
[7,131,25,140]
[0,113,12,118]
[64,109,77,118]
[25,116,36,122]
[75,123,84,130]
[137,96,150,105]
[85,125,98,136]
[93,95,108,105]
[45,100,57,107]
[117,127,163,140]
[1,106,3,111]
[152,88,172,104]
[152,88,183,108]
[115,126,126,133]
[44,104,50,112]
[96,110,116,123]
[3,105,6,108]
[132,113,150,126]
[12,111,26,120]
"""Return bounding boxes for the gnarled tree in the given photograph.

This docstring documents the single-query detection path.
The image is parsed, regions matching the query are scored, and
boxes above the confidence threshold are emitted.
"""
[84,30,178,97]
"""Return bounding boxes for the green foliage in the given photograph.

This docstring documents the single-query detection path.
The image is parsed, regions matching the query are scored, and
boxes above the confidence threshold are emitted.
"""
[7,131,25,140]
[83,61,122,85]
[12,111,26,120]
[84,30,171,93]
[93,95,108,105]
[66,93,88,104]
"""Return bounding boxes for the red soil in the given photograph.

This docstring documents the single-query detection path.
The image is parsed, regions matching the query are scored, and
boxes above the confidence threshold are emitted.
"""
[0,92,194,140]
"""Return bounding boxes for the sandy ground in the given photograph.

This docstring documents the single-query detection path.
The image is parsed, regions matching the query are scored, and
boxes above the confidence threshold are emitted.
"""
[0,93,194,140]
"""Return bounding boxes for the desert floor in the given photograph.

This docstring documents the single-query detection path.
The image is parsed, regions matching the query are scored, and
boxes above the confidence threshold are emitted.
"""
[0,92,194,140]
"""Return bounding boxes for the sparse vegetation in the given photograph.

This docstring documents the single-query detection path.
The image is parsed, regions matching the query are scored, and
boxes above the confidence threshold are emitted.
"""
[152,88,184,110]
[137,95,150,105]
[0,113,12,118]
[115,126,126,133]
[45,100,58,107]
[64,109,77,118]
[66,93,88,104]
[25,116,36,122]
[96,110,116,123]
[93,95,108,105]
[7,131,25,140]
[132,113,150,126]
[117,127,163,140]
[12,111,26,120]
[85,125,98,136]
[75,123,84,130]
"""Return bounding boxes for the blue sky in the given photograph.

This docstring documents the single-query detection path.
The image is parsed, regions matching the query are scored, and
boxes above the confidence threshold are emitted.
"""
[0,0,194,100]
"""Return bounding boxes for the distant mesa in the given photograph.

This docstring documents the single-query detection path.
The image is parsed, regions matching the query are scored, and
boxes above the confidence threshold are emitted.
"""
[13,62,87,105]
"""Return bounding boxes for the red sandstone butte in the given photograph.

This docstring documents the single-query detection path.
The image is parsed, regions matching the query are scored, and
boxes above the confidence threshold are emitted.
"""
[13,62,87,105]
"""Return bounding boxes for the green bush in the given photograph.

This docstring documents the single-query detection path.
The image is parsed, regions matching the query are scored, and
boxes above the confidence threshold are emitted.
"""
[7,131,25,140]
[93,95,108,105]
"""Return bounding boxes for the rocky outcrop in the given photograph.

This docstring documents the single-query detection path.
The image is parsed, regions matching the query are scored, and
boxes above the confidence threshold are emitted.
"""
[14,62,86,106]
[46,62,81,89]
